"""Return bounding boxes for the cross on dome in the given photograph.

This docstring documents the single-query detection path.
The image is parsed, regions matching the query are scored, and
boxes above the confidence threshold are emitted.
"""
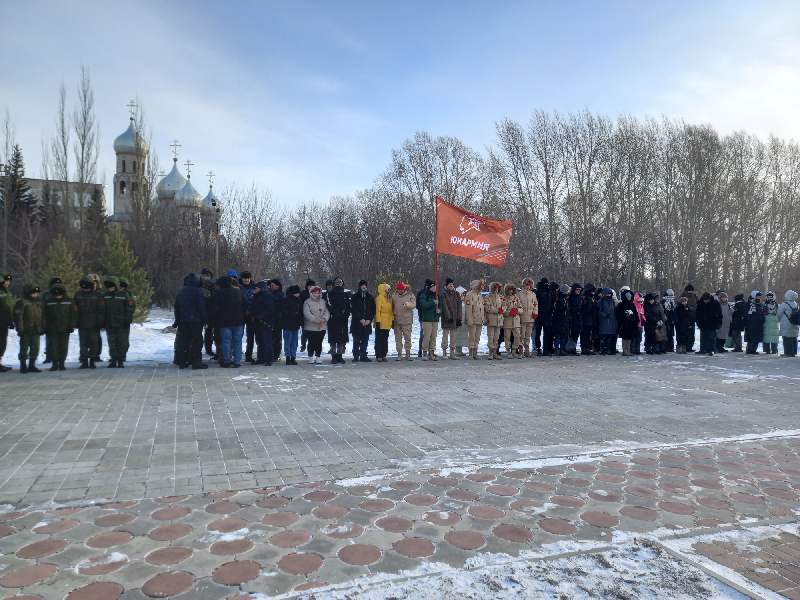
[127,100,137,119]
[184,159,194,177]
[170,139,181,159]
[207,171,215,187]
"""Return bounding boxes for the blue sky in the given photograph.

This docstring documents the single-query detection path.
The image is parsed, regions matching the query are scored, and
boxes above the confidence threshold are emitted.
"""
[2,1,799,207]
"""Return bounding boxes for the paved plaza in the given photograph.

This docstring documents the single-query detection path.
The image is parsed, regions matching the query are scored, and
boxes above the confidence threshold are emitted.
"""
[0,354,799,598]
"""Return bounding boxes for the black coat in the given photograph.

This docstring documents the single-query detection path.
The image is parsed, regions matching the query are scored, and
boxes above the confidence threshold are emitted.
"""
[568,291,583,332]
[731,301,748,331]
[745,299,765,342]
[250,290,275,329]
[535,282,553,326]
[581,287,596,329]
[211,276,248,328]
[675,304,694,346]
[350,290,376,336]
[696,299,723,331]
[615,298,639,339]
[281,295,304,331]
[551,292,570,335]
[644,302,662,332]
[174,273,209,325]
[326,285,351,344]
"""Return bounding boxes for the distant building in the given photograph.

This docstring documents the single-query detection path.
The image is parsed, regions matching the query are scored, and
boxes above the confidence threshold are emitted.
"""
[26,179,106,224]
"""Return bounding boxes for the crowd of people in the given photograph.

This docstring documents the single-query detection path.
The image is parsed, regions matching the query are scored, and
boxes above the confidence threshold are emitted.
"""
[170,271,800,368]
[2,268,798,373]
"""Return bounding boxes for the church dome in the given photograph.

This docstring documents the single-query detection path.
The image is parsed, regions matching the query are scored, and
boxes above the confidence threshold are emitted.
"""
[174,176,203,208]
[202,186,222,214]
[114,118,149,155]
[156,159,187,199]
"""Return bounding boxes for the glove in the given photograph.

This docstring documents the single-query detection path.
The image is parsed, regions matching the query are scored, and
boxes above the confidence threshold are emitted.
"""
[447,317,454,323]
[509,308,518,317]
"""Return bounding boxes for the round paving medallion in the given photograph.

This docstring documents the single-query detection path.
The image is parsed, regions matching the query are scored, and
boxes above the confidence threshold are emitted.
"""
[658,501,695,515]
[278,552,324,574]
[588,490,623,503]
[503,470,530,479]
[559,477,591,487]
[429,476,459,486]
[659,482,693,494]
[0,564,57,587]
[213,560,261,585]
[303,490,336,502]
[154,495,189,503]
[47,508,84,515]
[468,505,505,519]
[394,537,435,557]
[445,530,486,550]
[146,546,193,564]
[256,496,291,509]
[86,531,132,549]
[696,497,729,510]
[538,467,565,475]
[763,488,799,500]
[148,524,192,541]
[620,506,659,521]
[781,467,800,477]
[752,470,787,481]
[425,510,460,526]
[550,495,586,508]
[206,501,241,514]
[729,492,766,504]
[0,511,27,522]
[322,522,363,538]
[447,489,480,501]
[525,481,557,492]
[486,485,519,496]
[581,512,619,528]
[208,518,248,533]
[626,470,658,480]
[33,519,78,534]
[359,499,395,512]
[66,582,123,600]
[570,464,598,473]
[101,501,138,510]
[375,516,413,532]
[466,473,496,482]
[746,457,775,466]
[596,473,626,483]
[510,500,544,513]
[17,538,69,559]
[493,524,534,542]
[338,544,381,565]
[659,467,690,477]
[348,485,378,496]
[142,571,194,597]
[404,493,438,506]
[94,513,136,527]
[151,506,191,520]
[262,512,300,526]
[623,485,659,498]
[211,540,255,555]
[771,509,795,517]
[206,491,238,498]
[270,530,311,548]
[313,505,349,519]
[0,525,16,539]
[390,480,420,490]
[600,461,629,469]
[537,518,578,535]
[77,553,129,575]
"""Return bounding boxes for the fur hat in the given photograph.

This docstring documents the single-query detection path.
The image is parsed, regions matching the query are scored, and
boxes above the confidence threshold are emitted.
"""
[240,271,252,280]
[644,293,654,302]
[287,285,301,295]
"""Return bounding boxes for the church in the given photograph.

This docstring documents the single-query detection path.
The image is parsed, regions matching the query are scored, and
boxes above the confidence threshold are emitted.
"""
[108,109,222,231]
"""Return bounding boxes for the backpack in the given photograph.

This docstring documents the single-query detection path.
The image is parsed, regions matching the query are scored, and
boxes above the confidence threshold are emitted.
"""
[787,303,800,326]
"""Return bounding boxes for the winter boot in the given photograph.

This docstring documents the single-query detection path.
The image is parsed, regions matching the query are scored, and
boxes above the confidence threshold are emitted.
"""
[192,359,208,370]
[431,353,438,361]
[405,351,413,361]
[89,358,96,369]
[449,347,459,360]
[0,362,10,372]
[19,360,28,374]
[396,354,403,361]
[28,359,41,373]
[117,358,125,368]
[43,355,51,364]
[79,359,89,370]
[221,362,231,368]
[524,347,530,357]
[352,356,360,363]
[622,340,632,356]
[49,361,59,372]
[58,361,66,371]
[495,349,504,359]
[179,362,189,369]
[108,358,117,368]
[457,348,466,357]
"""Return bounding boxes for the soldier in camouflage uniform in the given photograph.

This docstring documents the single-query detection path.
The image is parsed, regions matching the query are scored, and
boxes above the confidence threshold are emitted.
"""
[118,276,136,362]
[42,282,75,371]
[72,274,103,369]
[40,276,63,364]
[13,283,43,373]
[89,274,103,362]
[0,272,14,372]
[102,276,134,368]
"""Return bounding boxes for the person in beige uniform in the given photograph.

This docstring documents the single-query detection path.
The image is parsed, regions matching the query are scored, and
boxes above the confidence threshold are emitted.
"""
[440,278,461,360]
[391,281,416,361]
[486,281,505,360]
[464,279,485,360]
[518,277,539,357]
[503,283,523,358]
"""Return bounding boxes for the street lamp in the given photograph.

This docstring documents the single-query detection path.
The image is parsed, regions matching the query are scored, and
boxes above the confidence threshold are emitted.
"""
[211,198,220,278]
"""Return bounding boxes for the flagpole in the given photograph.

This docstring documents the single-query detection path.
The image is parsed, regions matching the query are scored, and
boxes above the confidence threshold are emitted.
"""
[434,196,439,296]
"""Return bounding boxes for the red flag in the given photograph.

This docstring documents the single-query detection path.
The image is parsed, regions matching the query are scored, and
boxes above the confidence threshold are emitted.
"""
[435,197,513,267]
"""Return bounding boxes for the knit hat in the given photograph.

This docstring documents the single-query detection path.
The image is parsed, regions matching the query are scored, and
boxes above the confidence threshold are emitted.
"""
[445,277,454,286]
[358,279,368,287]
[734,294,744,301]
[288,285,301,295]
[310,286,321,293]
[333,277,344,286]
[666,288,674,296]
[201,268,213,277]
[424,278,435,289]
[678,296,688,303]
[226,270,238,278]
[572,282,582,290]
[240,271,252,279]
[396,281,407,291]
[305,278,316,288]
[718,292,728,300]
[685,284,695,291]
[540,277,549,285]
[559,283,569,294]
[325,279,333,286]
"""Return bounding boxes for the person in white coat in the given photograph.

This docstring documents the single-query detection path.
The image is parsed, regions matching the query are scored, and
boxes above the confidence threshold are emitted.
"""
[303,286,330,363]
[777,290,799,358]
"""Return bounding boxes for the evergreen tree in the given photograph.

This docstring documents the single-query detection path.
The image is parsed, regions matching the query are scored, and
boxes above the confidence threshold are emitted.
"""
[37,235,81,295]
[98,225,153,322]
[2,145,33,214]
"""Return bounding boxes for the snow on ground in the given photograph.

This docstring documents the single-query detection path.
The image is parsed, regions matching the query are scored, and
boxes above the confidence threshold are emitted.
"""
[1,306,786,365]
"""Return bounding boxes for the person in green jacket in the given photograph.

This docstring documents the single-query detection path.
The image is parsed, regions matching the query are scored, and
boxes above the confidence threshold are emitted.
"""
[42,282,75,371]
[40,276,63,365]
[418,280,442,361]
[764,291,780,354]
[73,274,104,369]
[118,276,136,361]
[13,283,43,373]
[0,272,14,372]
[102,276,134,368]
